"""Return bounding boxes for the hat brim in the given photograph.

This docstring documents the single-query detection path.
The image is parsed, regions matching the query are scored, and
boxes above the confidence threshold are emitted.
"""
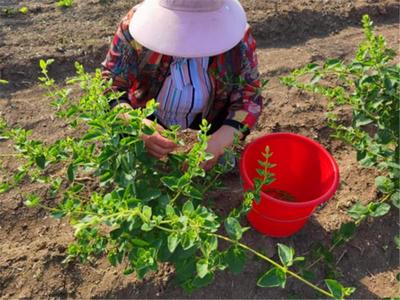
[129,0,247,58]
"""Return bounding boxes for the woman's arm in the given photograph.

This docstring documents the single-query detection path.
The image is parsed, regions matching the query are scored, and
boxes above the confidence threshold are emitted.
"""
[203,125,242,170]
[205,29,263,170]
[102,8,139,108]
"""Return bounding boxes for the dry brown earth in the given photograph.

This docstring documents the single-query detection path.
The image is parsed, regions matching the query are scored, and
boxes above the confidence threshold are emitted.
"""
[0,0,399,298]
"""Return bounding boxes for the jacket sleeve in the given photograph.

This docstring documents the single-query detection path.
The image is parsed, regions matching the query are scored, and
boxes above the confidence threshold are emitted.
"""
[101,9,139,108]
[223,28,263,135]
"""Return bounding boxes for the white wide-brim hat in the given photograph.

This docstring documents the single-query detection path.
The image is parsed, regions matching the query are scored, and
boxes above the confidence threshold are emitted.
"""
[129,0,247,58]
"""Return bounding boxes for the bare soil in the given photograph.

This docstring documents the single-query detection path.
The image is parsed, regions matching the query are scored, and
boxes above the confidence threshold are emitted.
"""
[0,0,399,299]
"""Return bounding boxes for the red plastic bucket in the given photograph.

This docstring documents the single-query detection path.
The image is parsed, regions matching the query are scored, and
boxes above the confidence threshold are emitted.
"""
[239,133,340,237]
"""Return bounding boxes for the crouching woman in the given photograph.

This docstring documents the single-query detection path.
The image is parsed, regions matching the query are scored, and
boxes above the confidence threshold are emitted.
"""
[102,0,263,170]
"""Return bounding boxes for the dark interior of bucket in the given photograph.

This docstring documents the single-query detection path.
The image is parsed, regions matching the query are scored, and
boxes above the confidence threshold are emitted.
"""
[243,135,337,203]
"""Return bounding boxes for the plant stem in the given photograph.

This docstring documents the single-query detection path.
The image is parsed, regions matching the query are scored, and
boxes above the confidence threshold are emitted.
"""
[38,203,57,211]
[170,191,182,204]
[306,239,342,269]
[150,217,334,298]
[211,233,334,299]
[155,224,174,233]
[0,153,18,157]
[202,173,222,194]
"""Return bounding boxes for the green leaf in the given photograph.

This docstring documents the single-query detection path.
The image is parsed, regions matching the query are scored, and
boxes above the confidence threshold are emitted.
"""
[277,243,295,267]
[140,223,154,232]
[257,168,265,177]
[191,273,214,290]
[83,131,103,141]
[108,251,123,267]
[69,183,84,193]
[24,194,41,208]
[67,164,76,182]
[357,151,375,168]
[224,246,246,274]
[182,201,194,215]
[311,73,322,84]
[254,192,261,204]
[324,58,341,69]
[343,287,356,296]
[181,230,196,250]
[39,59,46,70]
[368,202,391,217]
[204,236,218,253]
[177,176,190,189]
[306,63,319,71]
[0,79,9,84]
[196,259,209,278]
[170,246,198,266]
[35,154,46,169]
[0,182,10,194]
[339,222,356,240]
[167,233,179,253]
[394,235,400,249]
[131,238,150,247]
[257,160,267,168]
[100,170,113,183]
[325,279,344,299]
[165,204,175,217]
[354,113,373,127]
[375,176,394,193]
[123,268,135,275]
[19,6,28,14]
[142,125,155,135]
[138,189,161,202]
[293,256,305,263]
[257,267,286,288]
[348,202,368,220]
[376,129,392,144]
[51,210,65,219]
[391,192,400,208]
[186,186,203,200]
[142,206,152,221]
[161,176,178,191]
[224,217,243,240]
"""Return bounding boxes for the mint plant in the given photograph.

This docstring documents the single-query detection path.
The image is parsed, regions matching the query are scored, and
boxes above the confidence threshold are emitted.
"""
[281,14,399,272]
[0,60,351,298]
[282,15,398,220]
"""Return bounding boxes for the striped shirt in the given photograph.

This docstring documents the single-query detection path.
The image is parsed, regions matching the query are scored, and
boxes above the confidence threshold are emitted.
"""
[156,57,211,129]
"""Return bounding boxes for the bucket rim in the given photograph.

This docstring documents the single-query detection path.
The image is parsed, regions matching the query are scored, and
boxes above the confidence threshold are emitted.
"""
[239,132,340,208]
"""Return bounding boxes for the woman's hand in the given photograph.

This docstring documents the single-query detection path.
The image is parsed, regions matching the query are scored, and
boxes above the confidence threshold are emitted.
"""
[115,103,176,159]
[202,125,242,171]
[141,119,177,159]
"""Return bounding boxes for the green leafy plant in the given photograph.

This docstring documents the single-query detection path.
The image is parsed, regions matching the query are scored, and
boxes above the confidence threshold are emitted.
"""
[0,59,352,299]
[281,14,399,277]
[19,6,29,14]
[282,14,398,222]
[0,6,28,16]
[56,0,74,8]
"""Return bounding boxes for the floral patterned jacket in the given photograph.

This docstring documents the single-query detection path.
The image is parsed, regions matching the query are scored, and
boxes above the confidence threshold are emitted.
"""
[102,6,263,133]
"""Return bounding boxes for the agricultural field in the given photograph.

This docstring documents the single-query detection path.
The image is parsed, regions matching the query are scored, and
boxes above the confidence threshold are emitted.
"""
[0,0,399,299]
